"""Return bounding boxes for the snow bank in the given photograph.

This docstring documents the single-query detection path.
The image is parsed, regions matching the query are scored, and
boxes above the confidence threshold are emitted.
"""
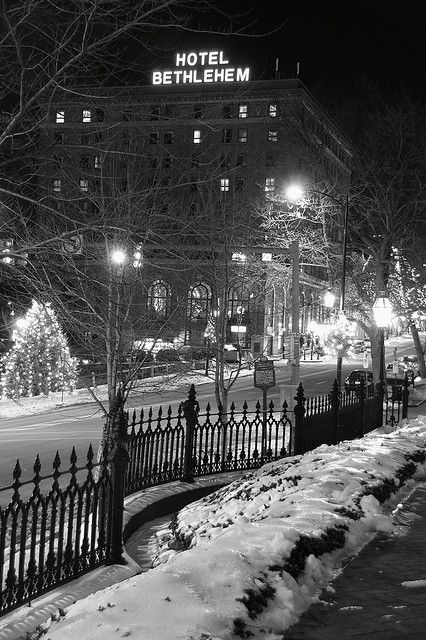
[44,415,426,640]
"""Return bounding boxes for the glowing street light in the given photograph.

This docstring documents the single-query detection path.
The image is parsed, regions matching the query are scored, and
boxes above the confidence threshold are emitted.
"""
[286,184,304,202]
[372,292,393,328]
[110,248,127,265]
[373,291,393,394]
[324,289,336,308]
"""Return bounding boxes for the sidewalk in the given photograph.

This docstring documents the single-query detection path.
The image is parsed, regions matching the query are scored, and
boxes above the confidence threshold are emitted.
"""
[284,481,426,639]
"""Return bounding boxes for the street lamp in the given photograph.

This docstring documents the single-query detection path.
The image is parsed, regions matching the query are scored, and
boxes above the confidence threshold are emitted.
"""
[110,248,127,265]
[373,291,393,393]
[286,184,349,386]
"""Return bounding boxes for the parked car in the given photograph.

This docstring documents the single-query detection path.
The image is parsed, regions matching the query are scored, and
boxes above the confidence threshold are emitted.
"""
[344,369,374,394]
[223,344,239,363]
[131,349,155,366]
[386,362,416,386]
[155,348,183,363]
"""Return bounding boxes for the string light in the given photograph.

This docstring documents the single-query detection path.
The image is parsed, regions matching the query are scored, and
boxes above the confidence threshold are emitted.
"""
[1,300,77,399]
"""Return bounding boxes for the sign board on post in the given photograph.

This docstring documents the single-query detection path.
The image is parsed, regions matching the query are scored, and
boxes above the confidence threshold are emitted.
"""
[254,357,276,390]
[392,360,399,374]
[363,350,369,369]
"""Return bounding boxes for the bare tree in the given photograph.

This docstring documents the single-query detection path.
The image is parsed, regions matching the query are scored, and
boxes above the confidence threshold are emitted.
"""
[343,93,426,382]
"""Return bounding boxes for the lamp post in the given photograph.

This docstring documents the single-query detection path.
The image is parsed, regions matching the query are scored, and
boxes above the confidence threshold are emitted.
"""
[372,291,393,395]
[286,185,349,387]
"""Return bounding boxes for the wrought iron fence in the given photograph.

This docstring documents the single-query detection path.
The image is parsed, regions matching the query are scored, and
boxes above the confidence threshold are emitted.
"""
[1,376,405,617]
[125,391,292,495]
[0,446,113,616]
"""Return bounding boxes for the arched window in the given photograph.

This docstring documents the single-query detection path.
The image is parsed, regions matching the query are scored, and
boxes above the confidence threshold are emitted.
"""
[228,285,250,322]
[187,283,211,322]
[148,281,170,318]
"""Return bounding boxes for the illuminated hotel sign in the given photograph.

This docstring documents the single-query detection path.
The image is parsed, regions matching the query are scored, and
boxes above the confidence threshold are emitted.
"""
[152,51,250,85]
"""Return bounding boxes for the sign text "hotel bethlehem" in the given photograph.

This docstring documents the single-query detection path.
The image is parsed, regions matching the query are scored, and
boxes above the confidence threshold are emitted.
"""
[152,51,250,85]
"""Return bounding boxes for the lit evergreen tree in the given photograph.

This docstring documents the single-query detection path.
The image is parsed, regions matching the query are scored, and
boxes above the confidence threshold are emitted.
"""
[1,300,76,398]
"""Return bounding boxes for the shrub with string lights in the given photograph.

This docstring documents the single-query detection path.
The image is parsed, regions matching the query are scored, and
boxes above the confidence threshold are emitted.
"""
[0,300,77,399]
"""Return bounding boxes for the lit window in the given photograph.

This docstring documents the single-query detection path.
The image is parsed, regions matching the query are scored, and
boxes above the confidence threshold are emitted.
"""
[220,178,230,192]
[193,129,202,144]
[238,128,248,143]
[82,109,91,123]
[94,155,102,169]
[53,179,61,192]
[238,104,248,118]
[79,179,88,192]
[187,283,211,322]
[265,177,275,193]
[269,103,277,117]
[148,281,170,318]
[55,110,65,124]
[268,130,278,142]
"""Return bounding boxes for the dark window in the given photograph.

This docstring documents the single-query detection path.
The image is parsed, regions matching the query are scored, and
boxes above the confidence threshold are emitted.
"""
[235,177,244,191]
[123,107,133,122]
[164,131,174,144]
[194,103,204,119]
[222,129,232,143]
[191,182,199,193]
[236,155,245,167]
[164,104,176,119]
[220,154,229,168]
[81,133,90,145]
[149,132,159,144]
[96,108,105,122]
[80,156,89,169]
[54,132,64,144]
[223,104,233,118]
[149,157,158,168]
[163,155,172,169]
[53,154,63,166]
[150,105,160,120]
[266,154,275,167]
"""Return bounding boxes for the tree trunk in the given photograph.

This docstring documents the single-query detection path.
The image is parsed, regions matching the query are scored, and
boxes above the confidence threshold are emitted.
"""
[409,321,426,378]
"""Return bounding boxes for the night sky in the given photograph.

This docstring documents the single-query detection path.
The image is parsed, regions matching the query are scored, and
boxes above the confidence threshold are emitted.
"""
[145,0,425,99]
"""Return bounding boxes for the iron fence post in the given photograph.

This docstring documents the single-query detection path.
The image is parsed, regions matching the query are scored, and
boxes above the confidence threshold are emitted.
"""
[330,379,340,444]
[402,375,409,419]
[358,377,365,438]
[293,382,306,456]
[182,384,197,483]
[107,391,129,565]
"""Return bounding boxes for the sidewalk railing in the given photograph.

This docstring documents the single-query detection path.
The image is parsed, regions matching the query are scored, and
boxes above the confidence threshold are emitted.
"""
[0,378,408,617]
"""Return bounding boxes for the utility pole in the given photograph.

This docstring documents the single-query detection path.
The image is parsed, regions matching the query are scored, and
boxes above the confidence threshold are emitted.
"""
[290,240,300,385]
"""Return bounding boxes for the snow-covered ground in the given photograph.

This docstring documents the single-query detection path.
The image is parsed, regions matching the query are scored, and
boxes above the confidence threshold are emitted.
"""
[39,414,426,640]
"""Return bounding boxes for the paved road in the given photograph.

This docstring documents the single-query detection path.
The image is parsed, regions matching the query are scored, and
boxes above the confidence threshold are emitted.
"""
[0,339,417,492]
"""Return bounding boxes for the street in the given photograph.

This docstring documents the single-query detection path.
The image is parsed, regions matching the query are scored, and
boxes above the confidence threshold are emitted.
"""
[0,338,417,491]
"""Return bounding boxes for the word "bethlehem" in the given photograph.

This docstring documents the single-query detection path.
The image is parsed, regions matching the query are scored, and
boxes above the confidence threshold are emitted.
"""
[152,50,250,85]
